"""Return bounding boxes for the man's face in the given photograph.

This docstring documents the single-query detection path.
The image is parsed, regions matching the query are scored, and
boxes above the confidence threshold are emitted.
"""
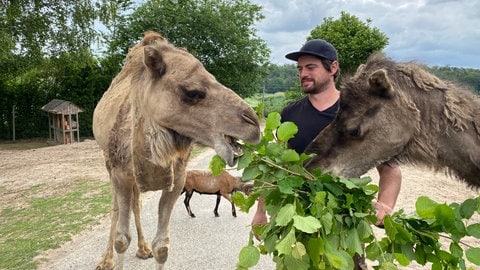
[297,55,333,94]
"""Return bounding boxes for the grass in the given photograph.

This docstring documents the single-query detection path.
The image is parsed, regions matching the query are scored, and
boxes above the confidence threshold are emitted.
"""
[0,138,51,150]
[0,180,112,270]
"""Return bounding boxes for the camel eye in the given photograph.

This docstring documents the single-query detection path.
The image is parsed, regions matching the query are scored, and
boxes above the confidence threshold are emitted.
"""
[182,87,206,104]
[347,127,361,138]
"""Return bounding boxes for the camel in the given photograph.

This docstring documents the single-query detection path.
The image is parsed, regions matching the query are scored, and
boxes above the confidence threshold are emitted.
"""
[92,31,260,270]
[305,53,480,188]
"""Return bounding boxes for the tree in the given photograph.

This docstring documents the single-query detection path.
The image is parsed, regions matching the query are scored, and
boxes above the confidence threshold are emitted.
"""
[108,0,270,97]
[309,11,389,77]
[0,0,116,139]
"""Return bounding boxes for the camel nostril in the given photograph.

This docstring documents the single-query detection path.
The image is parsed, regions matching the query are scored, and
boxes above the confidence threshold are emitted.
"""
[242,111,259,126]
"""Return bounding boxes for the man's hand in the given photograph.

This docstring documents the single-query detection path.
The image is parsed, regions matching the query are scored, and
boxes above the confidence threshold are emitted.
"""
[372,200,393,227]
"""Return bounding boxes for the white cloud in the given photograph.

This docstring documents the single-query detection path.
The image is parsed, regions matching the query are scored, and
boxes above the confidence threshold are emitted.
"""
[251,0,480,68]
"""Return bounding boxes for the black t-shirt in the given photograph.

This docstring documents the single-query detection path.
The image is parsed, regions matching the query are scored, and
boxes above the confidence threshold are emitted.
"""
[280,96,339,153]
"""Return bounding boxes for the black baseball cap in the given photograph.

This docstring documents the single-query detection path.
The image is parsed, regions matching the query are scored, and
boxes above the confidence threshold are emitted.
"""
[285,39,338,62]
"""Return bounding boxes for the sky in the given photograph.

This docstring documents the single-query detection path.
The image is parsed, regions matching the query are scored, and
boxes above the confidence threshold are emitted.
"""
[250,0,480,69]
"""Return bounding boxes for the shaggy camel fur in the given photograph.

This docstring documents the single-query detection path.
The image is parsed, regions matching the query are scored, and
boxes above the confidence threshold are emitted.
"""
[305,53,480,188]
[182,170,253,217]
[92,31,260,270]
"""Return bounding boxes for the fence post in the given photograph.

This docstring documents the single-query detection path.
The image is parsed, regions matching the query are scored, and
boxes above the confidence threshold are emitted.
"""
[12,105,16,142]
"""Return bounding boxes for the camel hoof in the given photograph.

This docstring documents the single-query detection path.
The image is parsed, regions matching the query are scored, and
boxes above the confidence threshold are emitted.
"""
[95,258,115,270]
[136,245,153,259]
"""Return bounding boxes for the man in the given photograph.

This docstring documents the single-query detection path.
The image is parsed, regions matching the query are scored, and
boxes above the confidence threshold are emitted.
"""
[251,39,402,268]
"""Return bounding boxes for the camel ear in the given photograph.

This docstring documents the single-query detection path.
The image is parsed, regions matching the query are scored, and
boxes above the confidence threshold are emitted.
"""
[368,69,395,98]
[144,46,167,77]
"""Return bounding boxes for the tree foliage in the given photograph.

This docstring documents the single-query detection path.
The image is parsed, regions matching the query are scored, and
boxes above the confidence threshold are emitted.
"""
[308,11,389,77]
[0,0,269,140]
[108,0,270,97]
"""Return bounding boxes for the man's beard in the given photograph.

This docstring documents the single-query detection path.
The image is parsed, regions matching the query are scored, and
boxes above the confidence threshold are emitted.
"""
[302,78,330,94]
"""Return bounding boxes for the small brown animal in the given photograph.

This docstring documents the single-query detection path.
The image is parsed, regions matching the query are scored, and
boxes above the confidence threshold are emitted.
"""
[182,170,253,217]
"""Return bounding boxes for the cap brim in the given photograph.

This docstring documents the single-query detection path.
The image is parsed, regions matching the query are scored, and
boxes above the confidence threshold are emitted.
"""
[285,51,333,61]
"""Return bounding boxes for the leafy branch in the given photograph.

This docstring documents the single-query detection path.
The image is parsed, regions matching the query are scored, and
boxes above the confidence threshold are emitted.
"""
[210,112,480,270]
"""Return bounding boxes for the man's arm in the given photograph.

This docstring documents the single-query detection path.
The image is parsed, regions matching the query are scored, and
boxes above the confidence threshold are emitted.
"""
[374,162,402,226]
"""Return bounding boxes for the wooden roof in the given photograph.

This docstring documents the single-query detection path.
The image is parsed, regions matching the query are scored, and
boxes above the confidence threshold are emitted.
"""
[41,99,84,114]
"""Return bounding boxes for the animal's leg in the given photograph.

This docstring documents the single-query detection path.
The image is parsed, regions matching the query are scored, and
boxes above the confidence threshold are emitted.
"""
[152,166,186,269]
[222,193,237,217]
[96,190,119,270]
[112,173,134,263]
[183,191,196,217]
[132,184,153,259]
[214,194,221,217]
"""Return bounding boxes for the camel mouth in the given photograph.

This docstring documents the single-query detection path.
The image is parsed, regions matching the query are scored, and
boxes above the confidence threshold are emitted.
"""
[225,135,244,158]
[213,135,245,167]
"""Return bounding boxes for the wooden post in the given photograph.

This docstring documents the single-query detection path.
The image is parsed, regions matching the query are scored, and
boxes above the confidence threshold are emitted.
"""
[12,105,15,142]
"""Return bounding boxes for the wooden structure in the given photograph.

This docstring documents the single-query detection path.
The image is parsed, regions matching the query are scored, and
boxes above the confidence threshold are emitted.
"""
[41,99,83,144]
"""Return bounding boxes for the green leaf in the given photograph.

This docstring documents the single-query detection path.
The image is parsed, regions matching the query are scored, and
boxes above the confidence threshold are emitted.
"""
[283,253,310,270]
[378,261,398,270]
[467,223,480,238]
[449,242,463,258]
[276,204,296,226]
[280,149,300,162]
[209,154,226,176]
[291,241,307,259]
[466,247,480,265]
[394,252,410,266]
[293,215,322,233]
[275,227,296,255]
[242,166,261,180]
[237,148,253,170]
[307,237,325,265]
[237,245,260,268]
[320,212,334,234]
[278,176,303,195]
[277,121,298,141]
[416,196,438,219]
[434,204,456,230]
[325,250,351,270]
[348,177,372,187]
[345,228,363,255]
[339,178,359,189]
[357,220,373,240]
[459,198,478,219]
[265,112,281,130]
[266,142,283,157]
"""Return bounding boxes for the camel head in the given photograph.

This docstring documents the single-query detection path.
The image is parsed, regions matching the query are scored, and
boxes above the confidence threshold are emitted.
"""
[305,53,421,177]
[133,32,260,166]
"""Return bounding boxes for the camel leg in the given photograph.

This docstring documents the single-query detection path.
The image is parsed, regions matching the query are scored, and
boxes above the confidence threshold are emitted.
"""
[110,171,134,269]
[96,190,119,270]
[222,193,237,217]
[96,160,119,270]
[184,191,196,218]
[152,164,186,270]
[132,184,153,259]
[214,194,221,217]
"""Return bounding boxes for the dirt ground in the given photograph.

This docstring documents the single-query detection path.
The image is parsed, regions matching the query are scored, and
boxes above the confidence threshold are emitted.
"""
[0,140,479,269]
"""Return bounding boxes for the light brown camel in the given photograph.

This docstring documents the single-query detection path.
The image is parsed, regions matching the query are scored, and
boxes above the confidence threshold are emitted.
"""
[182,169,253,217]
[305,53,480,188]
[92,31,260,270]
